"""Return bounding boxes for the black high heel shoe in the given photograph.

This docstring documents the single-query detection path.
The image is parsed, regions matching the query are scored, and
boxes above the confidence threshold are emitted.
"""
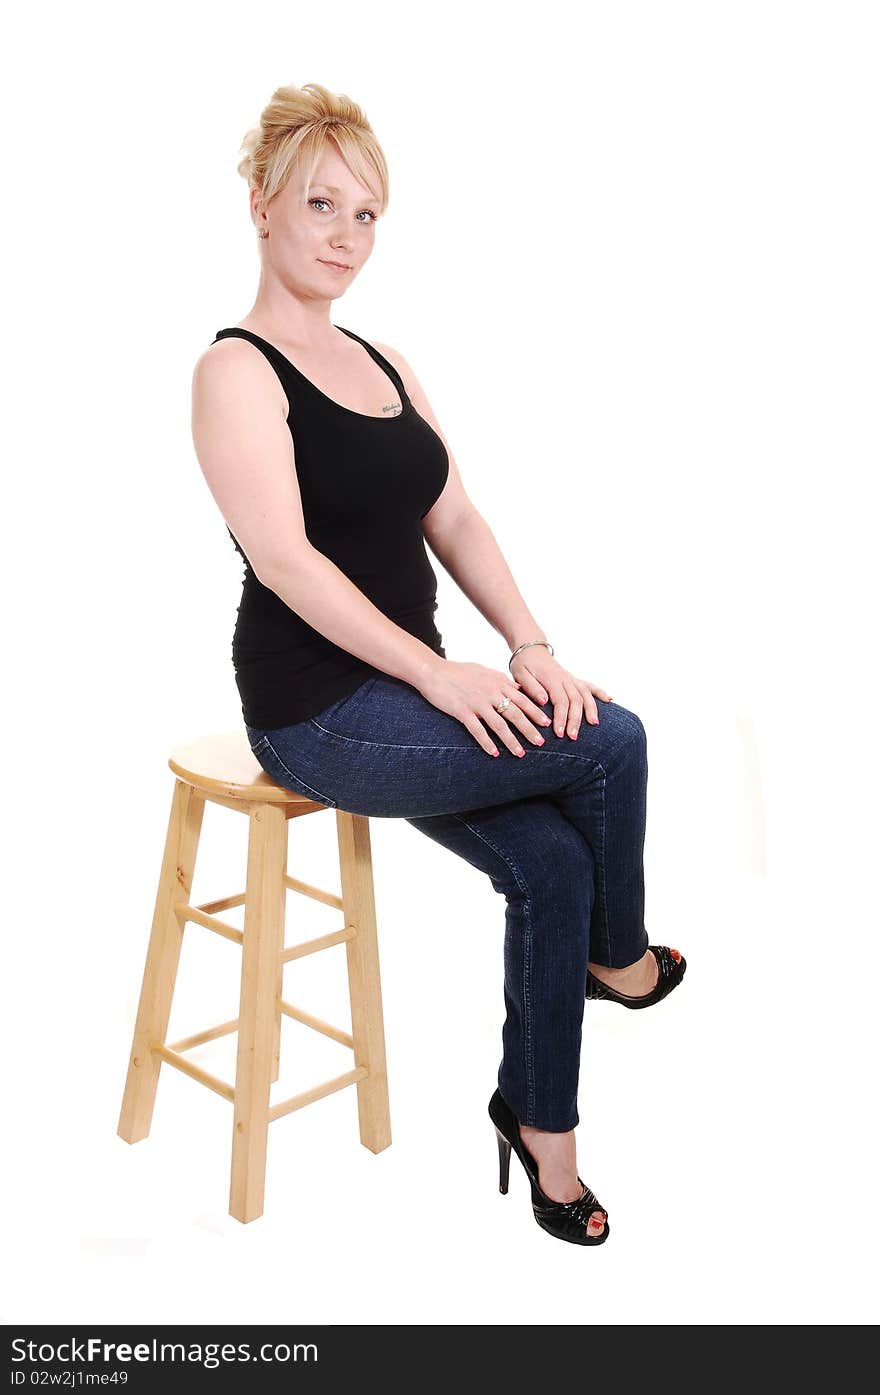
[488,1089,609,1246]
[586,945,687,1009]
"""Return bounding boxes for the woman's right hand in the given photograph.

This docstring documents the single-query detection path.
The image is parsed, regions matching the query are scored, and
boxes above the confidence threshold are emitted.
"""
[415,659,552,757]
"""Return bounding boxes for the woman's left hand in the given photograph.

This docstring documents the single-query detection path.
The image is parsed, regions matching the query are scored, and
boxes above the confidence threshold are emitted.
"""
[509,648,613,740]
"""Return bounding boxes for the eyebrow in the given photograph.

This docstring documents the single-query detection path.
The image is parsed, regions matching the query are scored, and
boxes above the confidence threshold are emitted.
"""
[309,184,381,205]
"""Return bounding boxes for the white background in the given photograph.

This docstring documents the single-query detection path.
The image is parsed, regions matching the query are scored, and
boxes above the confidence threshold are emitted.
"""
[3,0,878,1327]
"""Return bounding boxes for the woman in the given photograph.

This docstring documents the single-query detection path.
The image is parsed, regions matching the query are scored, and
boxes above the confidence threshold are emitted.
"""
[191,82,686,1247]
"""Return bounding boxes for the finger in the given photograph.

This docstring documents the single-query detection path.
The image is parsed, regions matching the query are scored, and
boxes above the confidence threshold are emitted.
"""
[483,709,525,757]
[461,714,500,757]
[503,704,548,746]
[509,689,551,728]
[565,688,585,739]
[507,669,550,707]
[520,677,550,706]
[551,691,569,738]
[574,686,602,730]
[495,679,550,730]
[513,690,552,726]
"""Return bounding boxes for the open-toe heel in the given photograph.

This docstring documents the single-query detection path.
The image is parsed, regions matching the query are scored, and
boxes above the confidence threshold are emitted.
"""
[586,944,687,1009]
[488,1089,609,1246]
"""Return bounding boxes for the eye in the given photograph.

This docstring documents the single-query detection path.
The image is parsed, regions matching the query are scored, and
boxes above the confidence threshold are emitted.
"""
[308,198,378,223]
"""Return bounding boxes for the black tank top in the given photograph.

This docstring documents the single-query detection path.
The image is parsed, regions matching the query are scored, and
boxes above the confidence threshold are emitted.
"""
[211,325,449,729]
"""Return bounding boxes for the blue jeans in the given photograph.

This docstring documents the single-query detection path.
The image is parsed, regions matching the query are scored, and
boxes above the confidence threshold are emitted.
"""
[246,673,649,1132]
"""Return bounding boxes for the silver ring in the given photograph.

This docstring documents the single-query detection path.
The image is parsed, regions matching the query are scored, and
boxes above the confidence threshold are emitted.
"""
[495,696,511,713]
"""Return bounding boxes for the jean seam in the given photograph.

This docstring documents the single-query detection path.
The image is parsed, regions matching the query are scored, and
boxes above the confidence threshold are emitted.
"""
[261,736,339,808]
[308,718,612,768]
[308,716,473,751]
[596,766,610,963]
[450,812,536,1126]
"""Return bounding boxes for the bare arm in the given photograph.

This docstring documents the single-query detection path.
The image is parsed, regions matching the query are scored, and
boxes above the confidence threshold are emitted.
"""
[190,338,445,687]
[425,510,549,655]
[372,341,549,654]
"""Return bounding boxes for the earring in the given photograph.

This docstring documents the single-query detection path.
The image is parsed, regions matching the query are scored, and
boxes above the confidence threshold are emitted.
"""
[257,227,268,238]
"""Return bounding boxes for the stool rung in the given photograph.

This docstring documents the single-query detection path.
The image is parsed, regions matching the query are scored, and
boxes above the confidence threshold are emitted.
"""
[196,882,342,912]
[198,891,246,915]
[177,903,244,945]
[153,1043,235,1102]
[268,1066,368,1123]
[284,874,343,911]
[151,1041,366,1119]
[281,925,357,962]
[167,1018,239,1053]
[280,999,354,1049]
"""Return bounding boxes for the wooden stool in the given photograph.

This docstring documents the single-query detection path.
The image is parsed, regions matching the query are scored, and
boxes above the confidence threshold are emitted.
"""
[117,730,391,1223]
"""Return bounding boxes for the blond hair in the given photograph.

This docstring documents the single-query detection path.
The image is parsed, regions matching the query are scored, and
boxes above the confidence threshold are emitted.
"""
[237,81,389,218]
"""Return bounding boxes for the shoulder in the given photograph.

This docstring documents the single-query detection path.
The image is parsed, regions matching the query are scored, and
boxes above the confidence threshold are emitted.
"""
[194,333,262,383]
[368,339,435,416]
[369,339,417,386]
[192,335,289,420]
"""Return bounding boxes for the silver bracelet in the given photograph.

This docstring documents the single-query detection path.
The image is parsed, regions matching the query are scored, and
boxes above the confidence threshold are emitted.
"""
[508,639,554,672]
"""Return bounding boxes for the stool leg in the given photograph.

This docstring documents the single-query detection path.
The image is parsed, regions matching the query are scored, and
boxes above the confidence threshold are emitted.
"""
[269,958,284,1085]
[117,778,205,1144]
[337,811,392,1154]
[270,855,287,1085]
[229,800,287,1223]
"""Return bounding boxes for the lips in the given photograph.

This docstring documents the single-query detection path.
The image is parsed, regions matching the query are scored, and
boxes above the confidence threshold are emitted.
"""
[320,259,351,270]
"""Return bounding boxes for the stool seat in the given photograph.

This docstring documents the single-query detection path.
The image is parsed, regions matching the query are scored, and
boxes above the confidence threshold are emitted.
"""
[169,730,306,805]
[118,729,392,1223]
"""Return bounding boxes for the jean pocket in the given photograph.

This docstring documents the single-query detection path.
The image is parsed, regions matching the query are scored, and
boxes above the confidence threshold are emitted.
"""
[254,735,339,809]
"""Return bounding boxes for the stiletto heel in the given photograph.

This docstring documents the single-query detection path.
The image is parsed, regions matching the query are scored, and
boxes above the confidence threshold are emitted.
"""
[488,1088,609,1246]
[495,1126,512,1194]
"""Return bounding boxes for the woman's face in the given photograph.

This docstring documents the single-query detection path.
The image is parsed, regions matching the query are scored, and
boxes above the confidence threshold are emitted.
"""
[253,142,381,302]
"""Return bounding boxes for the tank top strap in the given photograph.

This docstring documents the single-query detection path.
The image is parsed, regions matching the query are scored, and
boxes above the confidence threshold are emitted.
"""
[212,325,408,414]
[212,327,297,415]
[334,326,409,404]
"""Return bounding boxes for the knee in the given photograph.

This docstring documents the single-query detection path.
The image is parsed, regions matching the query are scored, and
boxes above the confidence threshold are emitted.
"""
[595,700,647,753]
[448,807,593,905]
[621,706,646,745]
[515,821,593,902]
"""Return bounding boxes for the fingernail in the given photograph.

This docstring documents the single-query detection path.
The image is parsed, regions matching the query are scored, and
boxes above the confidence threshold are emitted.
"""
[536,736,545,745]
[491,748,499,757]
[556,727,563,737]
